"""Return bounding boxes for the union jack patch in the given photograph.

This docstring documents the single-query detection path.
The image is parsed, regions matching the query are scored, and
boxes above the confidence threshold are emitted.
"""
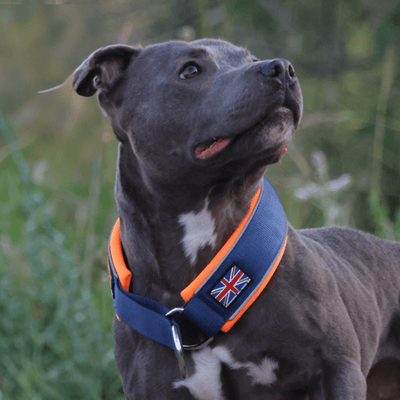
[210,266,251,308]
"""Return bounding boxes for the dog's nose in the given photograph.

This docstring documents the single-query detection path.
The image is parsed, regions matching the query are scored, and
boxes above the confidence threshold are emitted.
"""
[258,58,296,84]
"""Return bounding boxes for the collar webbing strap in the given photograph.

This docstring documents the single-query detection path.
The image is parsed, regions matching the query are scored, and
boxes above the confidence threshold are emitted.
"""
[108,177,287,350]
[108,220,180,349]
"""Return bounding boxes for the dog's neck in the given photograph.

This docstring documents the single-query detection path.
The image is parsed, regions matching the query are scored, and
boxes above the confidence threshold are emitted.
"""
[115,143,264,307]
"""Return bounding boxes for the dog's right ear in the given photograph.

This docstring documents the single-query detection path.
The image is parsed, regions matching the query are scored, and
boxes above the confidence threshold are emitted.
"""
[72,45,140,97]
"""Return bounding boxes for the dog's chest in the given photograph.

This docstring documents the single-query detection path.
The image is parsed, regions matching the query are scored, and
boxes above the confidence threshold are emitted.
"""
[174,346,280,400]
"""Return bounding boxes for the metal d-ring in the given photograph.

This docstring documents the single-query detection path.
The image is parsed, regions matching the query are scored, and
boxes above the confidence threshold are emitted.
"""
[165,307,185,317]
[166,307,214,379]
[171,323,187,379]
[165,308,214,350]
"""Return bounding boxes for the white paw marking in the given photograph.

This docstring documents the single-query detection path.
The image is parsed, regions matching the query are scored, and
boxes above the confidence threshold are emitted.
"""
[178,200,217,265]
[173,346,279,399]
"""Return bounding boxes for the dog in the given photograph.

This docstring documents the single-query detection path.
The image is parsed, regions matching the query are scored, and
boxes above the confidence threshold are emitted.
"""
[72,39,400,399]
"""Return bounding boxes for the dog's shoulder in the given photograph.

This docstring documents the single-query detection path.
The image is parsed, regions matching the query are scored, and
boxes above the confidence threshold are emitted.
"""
[297,225,398,257]
[288,225,400,287]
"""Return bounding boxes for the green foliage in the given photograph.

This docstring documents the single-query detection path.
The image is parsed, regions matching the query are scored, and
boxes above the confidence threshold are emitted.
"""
[0,115,123,399]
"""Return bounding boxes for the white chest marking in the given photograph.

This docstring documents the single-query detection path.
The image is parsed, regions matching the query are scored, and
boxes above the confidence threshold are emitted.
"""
[173,347,224,400]
[173,346,279,399]
[213,347,278,385]
[178,200,217,265]
[245,356,279,386]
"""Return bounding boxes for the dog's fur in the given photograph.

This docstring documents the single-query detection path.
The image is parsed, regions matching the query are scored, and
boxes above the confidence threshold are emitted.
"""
[73,39,400,399]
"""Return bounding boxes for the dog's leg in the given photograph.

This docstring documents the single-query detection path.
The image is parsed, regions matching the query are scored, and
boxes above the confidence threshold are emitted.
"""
[316,361,366,400]
[308,361,366,400]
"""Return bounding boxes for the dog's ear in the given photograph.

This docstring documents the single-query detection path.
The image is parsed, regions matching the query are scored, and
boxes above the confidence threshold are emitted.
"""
[72,44,140,97]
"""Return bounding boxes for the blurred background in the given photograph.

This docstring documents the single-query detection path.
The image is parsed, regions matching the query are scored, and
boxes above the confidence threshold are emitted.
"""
[0,1,399,398]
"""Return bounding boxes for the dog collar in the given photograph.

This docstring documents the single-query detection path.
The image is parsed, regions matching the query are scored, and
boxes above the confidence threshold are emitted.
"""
[108,177,287,369]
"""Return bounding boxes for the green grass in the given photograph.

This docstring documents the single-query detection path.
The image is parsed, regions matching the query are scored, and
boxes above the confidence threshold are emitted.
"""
[0,113,124,400]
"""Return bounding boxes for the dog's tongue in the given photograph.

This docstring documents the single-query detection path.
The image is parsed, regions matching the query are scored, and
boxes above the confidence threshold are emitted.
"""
[195,137,231,159]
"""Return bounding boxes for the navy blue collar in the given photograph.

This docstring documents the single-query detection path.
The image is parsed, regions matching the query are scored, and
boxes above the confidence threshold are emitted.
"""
[108,177,287,376]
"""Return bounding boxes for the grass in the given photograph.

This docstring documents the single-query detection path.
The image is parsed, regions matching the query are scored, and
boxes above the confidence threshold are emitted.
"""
[0,113,124,400]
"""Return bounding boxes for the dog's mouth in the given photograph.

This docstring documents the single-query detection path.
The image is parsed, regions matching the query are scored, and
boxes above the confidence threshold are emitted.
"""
[195,136,232,160]
[194,106,296,160]
[272,106,294,120]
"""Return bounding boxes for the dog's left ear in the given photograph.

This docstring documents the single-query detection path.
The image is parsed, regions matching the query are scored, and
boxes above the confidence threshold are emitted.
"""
[73,44,140,97]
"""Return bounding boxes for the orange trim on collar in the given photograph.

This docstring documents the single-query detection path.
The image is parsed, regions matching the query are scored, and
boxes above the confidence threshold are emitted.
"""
[110,218,132,292]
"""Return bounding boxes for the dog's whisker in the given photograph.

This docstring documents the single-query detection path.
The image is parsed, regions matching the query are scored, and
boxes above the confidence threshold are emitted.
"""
[38,75,71,94]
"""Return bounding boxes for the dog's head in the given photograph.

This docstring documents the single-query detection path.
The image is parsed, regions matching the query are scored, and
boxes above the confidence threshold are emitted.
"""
[73,39,302,186]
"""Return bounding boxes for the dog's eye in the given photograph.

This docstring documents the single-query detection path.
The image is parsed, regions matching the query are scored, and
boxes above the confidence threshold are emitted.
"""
[180,64,200,79]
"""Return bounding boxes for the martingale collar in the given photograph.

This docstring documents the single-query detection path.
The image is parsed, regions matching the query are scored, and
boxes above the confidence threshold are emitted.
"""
[108,177,287,368]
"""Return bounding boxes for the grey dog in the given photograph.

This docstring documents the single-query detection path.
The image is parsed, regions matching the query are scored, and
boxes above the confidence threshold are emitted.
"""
[72,39,400,399]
